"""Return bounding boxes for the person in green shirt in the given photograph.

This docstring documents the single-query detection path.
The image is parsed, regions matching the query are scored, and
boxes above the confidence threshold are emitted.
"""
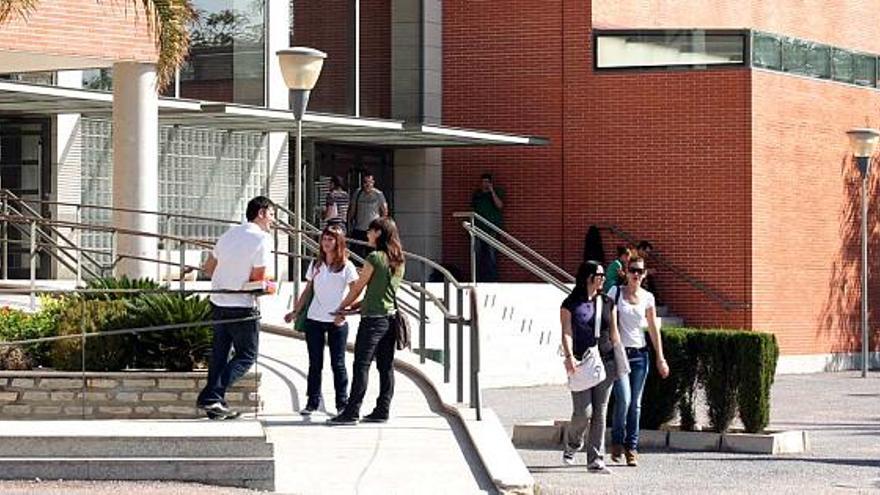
[471,173,505,282]
[603,245,632,293]
[328,217,405,425]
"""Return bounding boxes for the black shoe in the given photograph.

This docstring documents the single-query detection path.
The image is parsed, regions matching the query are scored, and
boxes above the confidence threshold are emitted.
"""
[300,403,319,416]
[361,411,388,423]
[326,413,358,426]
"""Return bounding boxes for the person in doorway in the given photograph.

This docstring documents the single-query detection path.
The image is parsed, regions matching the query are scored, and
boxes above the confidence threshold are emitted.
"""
[603,245,632,293]
[327,217,405,425]
[284,225,358,415]
[560,261,620,474]
[347,172,388,259]
[196,196,275,420]
[471,172,505,282]
[323,175,350,231]
[607,256,669,466]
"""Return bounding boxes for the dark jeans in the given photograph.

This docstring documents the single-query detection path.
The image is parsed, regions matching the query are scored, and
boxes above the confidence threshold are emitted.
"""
[304,318,349,410]
[475,237,498,282]
[341,316,395,418]
[611,347,650,450]
[197,304,260,406]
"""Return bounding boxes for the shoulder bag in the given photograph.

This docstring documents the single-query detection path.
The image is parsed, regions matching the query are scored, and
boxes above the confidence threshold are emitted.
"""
[568,296,607,392]
[392,294,411,350]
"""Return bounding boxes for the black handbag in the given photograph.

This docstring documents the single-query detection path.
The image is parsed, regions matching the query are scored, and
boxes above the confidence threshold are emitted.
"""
[392,296,411,351]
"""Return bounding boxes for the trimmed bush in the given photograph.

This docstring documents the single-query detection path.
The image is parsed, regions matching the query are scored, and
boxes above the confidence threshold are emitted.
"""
[638,327,779,434]
[83,276,164,300]
[0,302,60,368]
[49,298,133,371]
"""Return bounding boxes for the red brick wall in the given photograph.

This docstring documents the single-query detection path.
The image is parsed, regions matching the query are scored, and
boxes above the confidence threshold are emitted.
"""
[293,0,390,118]
[592,0,880,53]
[751,70,880,355]
[0,0,157,63]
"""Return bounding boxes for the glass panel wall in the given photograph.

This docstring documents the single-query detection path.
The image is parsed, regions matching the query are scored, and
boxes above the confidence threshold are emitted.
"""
[595,31,747,69]
[180,0,266,105]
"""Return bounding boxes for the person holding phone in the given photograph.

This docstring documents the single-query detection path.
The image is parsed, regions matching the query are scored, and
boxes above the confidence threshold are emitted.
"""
[326,217,405,425]
[285,225,358,415]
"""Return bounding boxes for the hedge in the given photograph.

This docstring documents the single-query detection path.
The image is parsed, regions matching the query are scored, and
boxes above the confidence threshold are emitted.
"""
[640,327,779,434]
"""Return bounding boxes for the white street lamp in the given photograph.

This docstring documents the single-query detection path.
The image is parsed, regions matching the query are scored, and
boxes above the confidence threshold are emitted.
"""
[277,47,326,297]
[846,127,880,378]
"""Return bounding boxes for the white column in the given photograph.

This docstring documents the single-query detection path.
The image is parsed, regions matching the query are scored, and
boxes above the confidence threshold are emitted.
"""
[53,70,83,280]
[111,62,159,278]
[267,0,291,280]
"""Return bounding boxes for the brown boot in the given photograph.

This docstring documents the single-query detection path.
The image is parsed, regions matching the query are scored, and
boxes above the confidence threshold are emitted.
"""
[624,448,638,467]
[610,444,624,463]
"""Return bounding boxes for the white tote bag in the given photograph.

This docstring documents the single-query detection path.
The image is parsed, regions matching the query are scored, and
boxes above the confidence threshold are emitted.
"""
[567,296,607,392]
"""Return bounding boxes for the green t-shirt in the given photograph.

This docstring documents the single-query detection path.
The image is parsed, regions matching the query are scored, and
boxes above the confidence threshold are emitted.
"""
[471,188,505,229]
[361,251,405,316]
[603,259,623,293]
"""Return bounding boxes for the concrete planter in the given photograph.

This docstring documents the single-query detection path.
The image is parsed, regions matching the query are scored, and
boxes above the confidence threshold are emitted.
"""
[512,421,809,455]
[0,370,259,419]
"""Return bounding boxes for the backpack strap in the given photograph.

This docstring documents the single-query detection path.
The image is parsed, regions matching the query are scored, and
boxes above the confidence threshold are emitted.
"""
[593,295,602,339]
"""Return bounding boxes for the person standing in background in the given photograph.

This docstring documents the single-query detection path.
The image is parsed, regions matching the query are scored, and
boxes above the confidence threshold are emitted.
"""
[471,173,505,282]
[348,172,388,259]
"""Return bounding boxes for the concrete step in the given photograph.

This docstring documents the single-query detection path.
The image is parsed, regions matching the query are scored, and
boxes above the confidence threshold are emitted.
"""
[0,457,274,490]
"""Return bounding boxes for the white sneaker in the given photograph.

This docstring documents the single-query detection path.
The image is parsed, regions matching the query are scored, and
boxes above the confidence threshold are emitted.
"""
[562,450,576,466]
[587,460,612,474]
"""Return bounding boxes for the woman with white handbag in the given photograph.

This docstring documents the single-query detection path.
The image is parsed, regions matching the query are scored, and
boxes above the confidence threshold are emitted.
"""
[560,261,623,474]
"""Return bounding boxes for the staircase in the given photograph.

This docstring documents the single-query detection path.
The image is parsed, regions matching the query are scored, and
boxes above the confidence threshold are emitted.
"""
[0,420,275,490]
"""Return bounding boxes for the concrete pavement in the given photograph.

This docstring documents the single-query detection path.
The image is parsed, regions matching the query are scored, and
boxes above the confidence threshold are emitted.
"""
[483,372,880,494]
[254,331,495,495]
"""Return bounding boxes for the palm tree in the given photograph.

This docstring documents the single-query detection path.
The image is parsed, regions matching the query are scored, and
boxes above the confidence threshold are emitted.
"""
[0,0,195,90]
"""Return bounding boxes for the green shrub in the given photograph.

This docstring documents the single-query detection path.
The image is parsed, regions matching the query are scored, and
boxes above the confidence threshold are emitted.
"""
[83,276,164,300]
[49,299,133,371]
[0,303,60,368]
[735,332,779,433]
[641,327,690,429]
[128,293,213,371]
[677,333,702,431]
[698,331,740,433]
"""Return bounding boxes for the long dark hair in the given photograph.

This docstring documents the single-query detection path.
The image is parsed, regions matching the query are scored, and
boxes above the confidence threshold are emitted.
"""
[316,226,347,273]
[563,260,603,306]
[368,217,405,273]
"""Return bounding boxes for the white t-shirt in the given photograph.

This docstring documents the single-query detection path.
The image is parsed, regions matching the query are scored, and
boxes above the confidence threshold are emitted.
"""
[305,260,359,322]
[608,286,655,348]
[210,222,273,308]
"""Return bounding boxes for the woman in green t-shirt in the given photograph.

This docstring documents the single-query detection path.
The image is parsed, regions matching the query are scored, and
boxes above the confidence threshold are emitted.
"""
[328,217,405,425]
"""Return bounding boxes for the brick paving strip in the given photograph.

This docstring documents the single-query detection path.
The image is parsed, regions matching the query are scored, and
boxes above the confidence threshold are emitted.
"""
[483,372,880,494]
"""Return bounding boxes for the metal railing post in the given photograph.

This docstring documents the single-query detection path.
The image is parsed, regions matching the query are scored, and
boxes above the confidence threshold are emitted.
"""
[179,238,186,293]
[165,217,174,283]
[419,280,426,364]
[109,232,117,278]
[29,220,36,310]
[274,225,279,282]
[443,280,451,383]
[469,215,477,285]
[456,286,464,403]
[157,214,166,282]
[75,205,82,286]
[2,195,8,280]
[469,289,482,420]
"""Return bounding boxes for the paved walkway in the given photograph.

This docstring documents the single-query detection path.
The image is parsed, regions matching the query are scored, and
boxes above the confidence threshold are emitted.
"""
[483,372,880,494]
[253,332,493,495]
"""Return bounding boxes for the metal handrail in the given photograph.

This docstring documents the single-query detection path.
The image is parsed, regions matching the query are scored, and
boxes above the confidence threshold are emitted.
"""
[454,211,575,284]
[599,222,750,311]
[462,222,571,293]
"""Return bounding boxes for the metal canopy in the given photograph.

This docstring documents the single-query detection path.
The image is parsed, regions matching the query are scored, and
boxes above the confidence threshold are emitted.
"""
[0,81,548,147]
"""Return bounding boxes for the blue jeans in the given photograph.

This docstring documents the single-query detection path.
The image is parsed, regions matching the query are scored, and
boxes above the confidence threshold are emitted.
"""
[304,318,349,410]
[340,316,395,418]
[475,237,498,282]
[197,304,260,406]
[611,347,650,450]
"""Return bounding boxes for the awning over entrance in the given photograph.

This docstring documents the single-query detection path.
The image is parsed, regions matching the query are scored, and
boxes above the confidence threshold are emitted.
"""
[0,81,548,148]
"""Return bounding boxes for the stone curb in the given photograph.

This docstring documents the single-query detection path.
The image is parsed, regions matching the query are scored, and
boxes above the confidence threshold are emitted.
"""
[262,324,535,495]
[512,421,810,455]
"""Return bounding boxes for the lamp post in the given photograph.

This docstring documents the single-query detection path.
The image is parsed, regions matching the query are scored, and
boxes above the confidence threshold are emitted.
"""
[846,127,880,377]
[277,47,326,298]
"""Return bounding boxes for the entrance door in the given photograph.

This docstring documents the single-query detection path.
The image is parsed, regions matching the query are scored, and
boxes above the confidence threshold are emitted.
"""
[0,119,52,279]
[310,144,393,228]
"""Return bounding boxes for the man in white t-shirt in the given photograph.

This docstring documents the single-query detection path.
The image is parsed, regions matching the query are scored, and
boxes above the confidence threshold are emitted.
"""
[196,196,274,420]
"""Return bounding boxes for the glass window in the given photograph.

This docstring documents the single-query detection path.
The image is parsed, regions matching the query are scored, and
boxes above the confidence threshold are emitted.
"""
[595,31,746,69]
[182,0,266,106]
[853,54,877,87]
[783,39,831,79]
[83,69,113,91]
[752,33,781,69]
[832,49,854,83]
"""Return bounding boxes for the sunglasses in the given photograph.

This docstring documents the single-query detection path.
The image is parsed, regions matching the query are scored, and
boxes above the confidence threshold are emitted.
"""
[628,267,645,275]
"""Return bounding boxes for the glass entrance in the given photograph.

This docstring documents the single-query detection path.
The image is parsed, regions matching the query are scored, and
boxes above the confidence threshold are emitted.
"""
[309,144,394,229]
[0,119,51,279]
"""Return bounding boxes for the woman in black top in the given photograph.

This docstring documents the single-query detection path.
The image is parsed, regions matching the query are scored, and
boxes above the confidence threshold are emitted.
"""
[559,261,621,473]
